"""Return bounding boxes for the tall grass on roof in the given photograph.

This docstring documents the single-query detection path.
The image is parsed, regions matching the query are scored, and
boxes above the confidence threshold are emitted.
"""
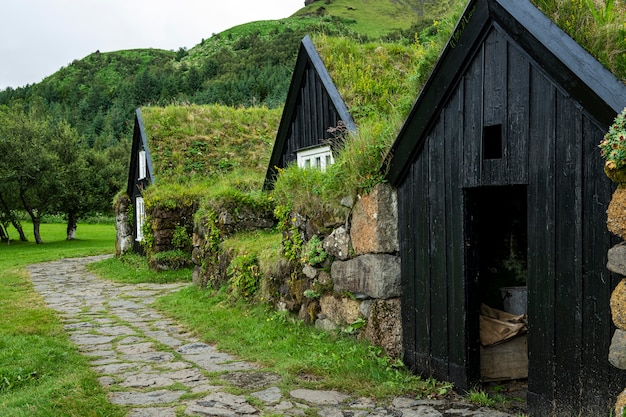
[141,104,281,184]
[532,0,626,81]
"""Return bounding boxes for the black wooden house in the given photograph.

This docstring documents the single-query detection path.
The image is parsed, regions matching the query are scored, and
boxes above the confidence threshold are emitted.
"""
[385,0,626,415]
[264,35,356,189]
[126,108,154,252]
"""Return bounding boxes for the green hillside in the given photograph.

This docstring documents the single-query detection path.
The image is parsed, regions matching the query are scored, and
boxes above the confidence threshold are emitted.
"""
[0,0,624,223]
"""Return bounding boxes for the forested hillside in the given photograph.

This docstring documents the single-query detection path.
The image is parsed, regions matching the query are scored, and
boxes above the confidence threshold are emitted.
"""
[0,0,623,243]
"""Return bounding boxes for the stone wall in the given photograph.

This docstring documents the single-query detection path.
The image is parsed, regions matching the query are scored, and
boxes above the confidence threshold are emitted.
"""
[189,183,403,359]
[114,193,133,256]
[607,187,626,414]
[309,183,402,358]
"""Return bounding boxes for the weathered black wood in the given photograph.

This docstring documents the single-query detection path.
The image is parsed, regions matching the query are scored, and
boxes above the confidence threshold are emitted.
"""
[264,36,356,190]
[553,92,583,415]
[428,119,450,383]
[386,0,626,414]
[398,163,417,371]
[505,42,529,184]
[413,152,432,374]
[448,89,474,387]
[481,28,507,186]
[525,66,556,416]
[580,115,618,415]
[462,47,483,188]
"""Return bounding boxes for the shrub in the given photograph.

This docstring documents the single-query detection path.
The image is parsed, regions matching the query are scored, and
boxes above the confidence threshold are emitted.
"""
[227,254,261,299]
[600,107,626,183]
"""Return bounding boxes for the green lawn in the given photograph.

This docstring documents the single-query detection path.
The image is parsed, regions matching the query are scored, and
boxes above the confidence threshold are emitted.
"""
[0,222,125,417]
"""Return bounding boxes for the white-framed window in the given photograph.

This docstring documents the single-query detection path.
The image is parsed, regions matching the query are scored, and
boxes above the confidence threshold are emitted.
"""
[296,145,334,171]
[138,150,147,180]
[135,197,145,242]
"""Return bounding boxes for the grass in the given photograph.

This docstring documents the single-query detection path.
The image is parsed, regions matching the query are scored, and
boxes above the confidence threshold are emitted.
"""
[0,222,124,417]
[86,252,193,284]
[152,284,451,400]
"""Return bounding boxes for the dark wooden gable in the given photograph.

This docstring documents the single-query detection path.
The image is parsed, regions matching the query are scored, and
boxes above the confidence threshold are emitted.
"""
[126,108,154,248]
[263,35,356,190]
[386,0,626,415]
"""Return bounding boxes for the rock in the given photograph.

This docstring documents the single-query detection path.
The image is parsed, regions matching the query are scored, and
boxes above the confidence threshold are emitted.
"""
[608,242,626,276]
[114,194,133,255]
[323,226,352,260]
[319,294,361,325]
[221,372,281,389]
[185,392,258,416]
[608,186,626,240]
[362,298,403,359]
[350,183,398,255]
[251,387,282,404]
[331,254,401,299]
[609,329,626,369]
[612,279,626,329]
[290,389,349,405]
[109,389,186,406]
[315,317,338,331]
[303,264,318,279]
[360,299,374,319]
[340,195,354,208]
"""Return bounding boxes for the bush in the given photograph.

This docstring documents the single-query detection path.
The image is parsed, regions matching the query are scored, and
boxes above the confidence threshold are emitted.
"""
[227,254,261,299]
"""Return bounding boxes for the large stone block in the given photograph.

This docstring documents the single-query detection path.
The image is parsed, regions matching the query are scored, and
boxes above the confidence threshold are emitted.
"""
[331,254,401,299]
[608,187,626,240]
[350,183,398,255]
[609,242,626,277]
[319,294,361,325]
[609,329,626,370]
[612,279,626,330]
[114,194,133,256]
[323,226,352,260]
[362,298,402,359]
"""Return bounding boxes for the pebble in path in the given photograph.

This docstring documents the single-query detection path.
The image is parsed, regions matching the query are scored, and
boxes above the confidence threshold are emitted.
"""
[26,255,517,417]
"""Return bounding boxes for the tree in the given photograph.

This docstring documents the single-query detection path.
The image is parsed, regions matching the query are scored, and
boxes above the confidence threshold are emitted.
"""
[0,106,60,243]
[48,120,91,240]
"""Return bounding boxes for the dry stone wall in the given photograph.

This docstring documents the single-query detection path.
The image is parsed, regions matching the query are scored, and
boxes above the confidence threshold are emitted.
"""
[607,191,626,414]
[114,193,133,255]
[299,183,403,358]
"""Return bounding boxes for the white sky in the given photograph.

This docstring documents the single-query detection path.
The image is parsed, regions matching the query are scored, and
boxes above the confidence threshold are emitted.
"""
[0,0,303,89]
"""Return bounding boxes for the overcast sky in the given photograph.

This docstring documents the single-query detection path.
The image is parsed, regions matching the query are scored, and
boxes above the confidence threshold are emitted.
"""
[0,0,303,90]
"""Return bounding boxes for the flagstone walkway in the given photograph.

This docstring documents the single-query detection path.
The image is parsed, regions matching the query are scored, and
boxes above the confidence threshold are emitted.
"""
[26,255,518,417]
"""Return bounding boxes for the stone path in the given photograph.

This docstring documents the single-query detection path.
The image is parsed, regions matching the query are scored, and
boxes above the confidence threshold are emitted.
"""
[26,255,518,417]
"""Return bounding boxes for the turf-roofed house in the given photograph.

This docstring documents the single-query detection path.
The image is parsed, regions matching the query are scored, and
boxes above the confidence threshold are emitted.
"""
[263,35,356,190]
[384,0,626,415]
[116,104,281,263]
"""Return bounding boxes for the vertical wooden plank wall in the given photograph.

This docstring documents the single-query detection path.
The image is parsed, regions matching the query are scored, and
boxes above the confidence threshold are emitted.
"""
[481,28,507,185]
[526,66,557,416]
[395,9,626,416]
[553,92,583,414]
[444,86,471,384]
[580,115,617,414]
[506,43,529,184]
[428,120,450,382]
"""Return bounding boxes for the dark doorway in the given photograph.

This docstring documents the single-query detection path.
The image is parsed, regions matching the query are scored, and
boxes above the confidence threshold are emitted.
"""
[465,185,529,386]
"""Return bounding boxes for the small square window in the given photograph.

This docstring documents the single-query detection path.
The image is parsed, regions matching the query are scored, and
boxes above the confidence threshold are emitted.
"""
[483,124,503,160]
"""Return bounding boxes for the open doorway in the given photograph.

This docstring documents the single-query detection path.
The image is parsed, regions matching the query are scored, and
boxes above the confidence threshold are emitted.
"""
[465,185,528,406]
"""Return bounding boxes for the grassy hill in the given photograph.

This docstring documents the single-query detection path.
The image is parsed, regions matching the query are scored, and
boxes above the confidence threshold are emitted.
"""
[0,0,623,218]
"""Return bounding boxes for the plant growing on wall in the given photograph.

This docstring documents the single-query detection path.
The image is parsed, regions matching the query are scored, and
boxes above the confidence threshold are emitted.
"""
[600,107,626,183]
